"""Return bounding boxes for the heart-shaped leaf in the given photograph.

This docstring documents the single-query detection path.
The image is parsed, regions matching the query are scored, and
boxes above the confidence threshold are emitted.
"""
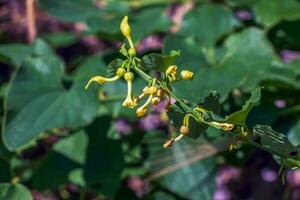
[3,40,103,150]
[0,183,32,200]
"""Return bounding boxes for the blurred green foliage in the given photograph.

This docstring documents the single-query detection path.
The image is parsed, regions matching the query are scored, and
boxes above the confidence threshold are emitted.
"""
[1,0,300,199]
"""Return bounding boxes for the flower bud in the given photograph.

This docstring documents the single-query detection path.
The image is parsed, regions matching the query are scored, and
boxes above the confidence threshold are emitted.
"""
[124,72,134,81]
[180,70,194,80]
[120,16,131,38]
[166,65,177,75]
[156,89,165,98]
[148,86,157,95]
[163,138,175,148]
[143,86,150,94]
[85,76,105,90]
[136,107,147,117]
[116,67,126,77]
[151,97,161,105]
[128,47,136,56]
[180,125,189,135]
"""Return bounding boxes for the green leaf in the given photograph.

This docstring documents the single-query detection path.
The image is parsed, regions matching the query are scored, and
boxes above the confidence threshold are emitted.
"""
[168,91,221,139]
[164,28,273,102]
[253,125,296,157]
[53,131,88,165]
[0,183,33,200]
[38,0,101,22]
[179,4,239,47]
[140,51,180,72]
[143,131,218,200]
[31,151,81,190]
[84,117,124,196]
[0,44,32,67]
[223,87,261,127]
[41,32,78,48]
[131,7,172,41]
[68,168,86,187]
[254,0,300,27]
[288,121,300,146]
[87,7,171,41]
[107,58,124,77]
[0,159,11,183]
[2,40,103,150]
[225,0,258,6]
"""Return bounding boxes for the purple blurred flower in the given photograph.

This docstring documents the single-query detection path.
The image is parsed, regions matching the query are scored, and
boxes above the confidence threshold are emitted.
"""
[287,170,300,187]
[274,100,286,108]
[292,189,300,200]
[139,114,162,131]
[261,168,278,182]
[127,176,149,198]
[235,10,252,21]
[31,190,57,200]
[137,35,163,52]
[115,119,132,135]
[216,166,241,186]
[166,2,193,33]
[213,186,231,200]
[281,50,300,63]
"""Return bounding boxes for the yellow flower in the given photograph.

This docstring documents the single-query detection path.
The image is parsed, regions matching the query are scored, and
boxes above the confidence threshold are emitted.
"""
[122,72,137,108]
[151,97,161,105]
[120,16,131,39]
[135,88,155,117]
[85,75,119,90]
[136,107,147,117]
[148,86,157,95]
[156,88,165,98]
[165,65,177,82]
[120,16,135,53]
[85,67,125,90]
[180,70,194,80]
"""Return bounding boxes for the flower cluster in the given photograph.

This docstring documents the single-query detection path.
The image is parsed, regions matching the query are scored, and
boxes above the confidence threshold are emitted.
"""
[85,16,193,119]
[85,16,237,149]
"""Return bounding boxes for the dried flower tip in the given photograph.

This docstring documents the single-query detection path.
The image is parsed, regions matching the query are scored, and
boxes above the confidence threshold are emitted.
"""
[220,123,234,131]
[85,76,105,90]
[124,72,134,81]
[212,121,234,131]
[163,138,175,148]
[120,16,131,38]
[166,65,177,75]
[151,97,161,105]
[136,107,147,117]
[148,86,157,95]
[156,88,165,98]
[181,70,194,80]
[116,67,126,77]
[180,125,189,135]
